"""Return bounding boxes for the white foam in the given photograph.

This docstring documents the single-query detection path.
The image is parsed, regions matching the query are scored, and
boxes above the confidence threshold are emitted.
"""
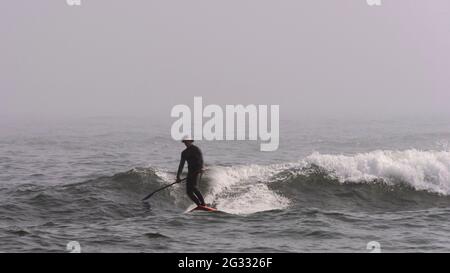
[303,149,450,195]
[204,164,292,214]
[153,149,450,214]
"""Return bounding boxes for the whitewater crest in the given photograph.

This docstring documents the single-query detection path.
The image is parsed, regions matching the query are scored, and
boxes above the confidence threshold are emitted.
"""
[303,149,450,195]
[200,149,450,213]
[204,164,293,214]
[139,149,450,215]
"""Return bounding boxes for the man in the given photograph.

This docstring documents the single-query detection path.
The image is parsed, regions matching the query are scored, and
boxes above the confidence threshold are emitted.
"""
[176,136,206,207]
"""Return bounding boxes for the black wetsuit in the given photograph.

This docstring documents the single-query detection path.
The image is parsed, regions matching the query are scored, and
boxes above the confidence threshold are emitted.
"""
[177,144,205,206]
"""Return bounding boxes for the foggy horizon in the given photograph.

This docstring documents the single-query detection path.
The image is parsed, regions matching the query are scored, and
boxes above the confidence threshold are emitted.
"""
[1,1,450,121]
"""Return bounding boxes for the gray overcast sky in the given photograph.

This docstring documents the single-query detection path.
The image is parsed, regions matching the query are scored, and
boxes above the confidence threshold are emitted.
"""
[1,0,449,120]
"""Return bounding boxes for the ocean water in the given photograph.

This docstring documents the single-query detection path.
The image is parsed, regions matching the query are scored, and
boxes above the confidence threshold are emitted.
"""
[0,116,450,252]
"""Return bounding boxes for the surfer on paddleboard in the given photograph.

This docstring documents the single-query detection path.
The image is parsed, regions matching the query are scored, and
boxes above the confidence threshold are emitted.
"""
[177,136,206,207]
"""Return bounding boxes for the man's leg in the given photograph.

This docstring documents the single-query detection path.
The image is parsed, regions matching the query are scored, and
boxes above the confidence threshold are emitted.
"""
[193,188,205,206]
[192,172,205,206]
[186,176,201,206]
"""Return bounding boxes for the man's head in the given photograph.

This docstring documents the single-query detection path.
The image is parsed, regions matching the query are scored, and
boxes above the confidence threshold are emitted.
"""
[181,135,194,147]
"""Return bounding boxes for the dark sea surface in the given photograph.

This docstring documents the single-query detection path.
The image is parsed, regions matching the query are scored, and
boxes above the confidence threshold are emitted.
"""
[0,116,449,252]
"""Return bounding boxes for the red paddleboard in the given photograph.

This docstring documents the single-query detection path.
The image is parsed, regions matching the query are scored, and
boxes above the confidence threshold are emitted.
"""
[189,205,218,212]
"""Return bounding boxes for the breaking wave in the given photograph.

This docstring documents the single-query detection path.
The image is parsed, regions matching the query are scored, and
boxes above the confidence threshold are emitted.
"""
[2,149,449,220]
[303,149,450,195]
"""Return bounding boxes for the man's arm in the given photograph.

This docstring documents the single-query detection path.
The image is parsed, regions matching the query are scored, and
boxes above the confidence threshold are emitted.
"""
[176,155,185,181]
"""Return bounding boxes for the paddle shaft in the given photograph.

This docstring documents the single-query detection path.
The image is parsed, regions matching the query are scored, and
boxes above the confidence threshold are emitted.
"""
[142,169,205,201]
[142,178,187,201]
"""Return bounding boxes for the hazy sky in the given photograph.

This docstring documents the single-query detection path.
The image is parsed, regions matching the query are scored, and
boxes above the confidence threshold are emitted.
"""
[1,0,449,120]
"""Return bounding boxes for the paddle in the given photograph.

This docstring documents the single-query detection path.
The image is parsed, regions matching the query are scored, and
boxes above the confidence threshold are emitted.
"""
[142,177,187,201]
